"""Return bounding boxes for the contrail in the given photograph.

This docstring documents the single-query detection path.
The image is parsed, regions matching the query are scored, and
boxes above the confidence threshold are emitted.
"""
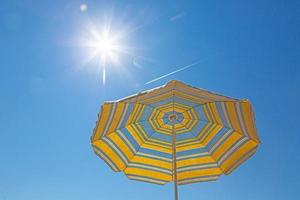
[145,60,203,85]
[170,12,187,22]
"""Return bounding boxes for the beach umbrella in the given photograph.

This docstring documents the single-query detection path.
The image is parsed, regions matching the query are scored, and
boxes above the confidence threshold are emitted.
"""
[91,80,260,200]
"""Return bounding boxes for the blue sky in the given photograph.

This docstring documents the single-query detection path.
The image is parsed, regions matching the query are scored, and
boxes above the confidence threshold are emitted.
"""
[0,0,299,199]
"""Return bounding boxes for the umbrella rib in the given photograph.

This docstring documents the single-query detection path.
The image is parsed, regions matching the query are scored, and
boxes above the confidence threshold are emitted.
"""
[180,101,251,135]
[122,127,174,180]
[127,127,158,160]
[177,117,258,149]
[96,102,167,139]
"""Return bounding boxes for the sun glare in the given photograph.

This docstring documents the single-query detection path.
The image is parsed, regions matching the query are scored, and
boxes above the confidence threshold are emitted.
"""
[83,27,126,85]
[90,29,120,63]
[79,13,138,86]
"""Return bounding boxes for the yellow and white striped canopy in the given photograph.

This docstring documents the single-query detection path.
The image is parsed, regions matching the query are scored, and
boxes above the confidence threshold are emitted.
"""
[91,80,260,185]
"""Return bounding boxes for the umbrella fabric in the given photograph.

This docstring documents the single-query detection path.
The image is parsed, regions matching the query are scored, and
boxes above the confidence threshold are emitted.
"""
[91,80,260,185]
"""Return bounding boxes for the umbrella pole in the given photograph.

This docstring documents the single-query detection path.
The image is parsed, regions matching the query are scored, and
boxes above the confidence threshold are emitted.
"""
[171,117,178,200]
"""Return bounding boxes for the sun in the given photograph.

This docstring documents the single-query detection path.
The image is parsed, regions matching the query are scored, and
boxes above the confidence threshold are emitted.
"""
[83,27,125,85]
[94,29,120,63]
[79,15,138,86]
[89,28,121,64]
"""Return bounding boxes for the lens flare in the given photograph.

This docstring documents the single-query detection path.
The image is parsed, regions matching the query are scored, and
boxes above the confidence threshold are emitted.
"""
[80,4,88,12]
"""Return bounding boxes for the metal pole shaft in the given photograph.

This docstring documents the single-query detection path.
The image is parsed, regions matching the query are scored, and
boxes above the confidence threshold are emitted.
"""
[172,117,178,200]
